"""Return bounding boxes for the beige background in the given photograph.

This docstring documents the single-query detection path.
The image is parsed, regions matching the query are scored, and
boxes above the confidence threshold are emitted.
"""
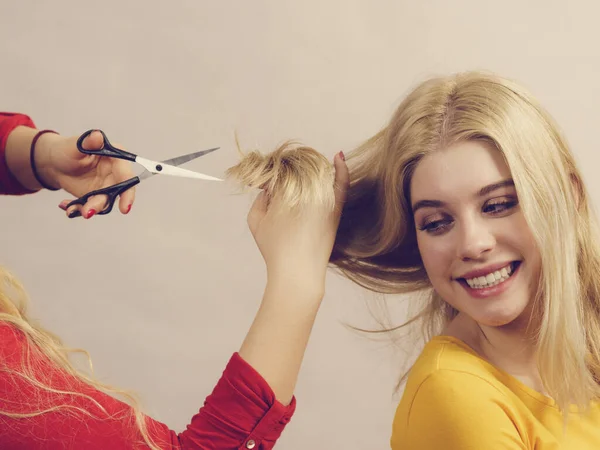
[1,1,599,448]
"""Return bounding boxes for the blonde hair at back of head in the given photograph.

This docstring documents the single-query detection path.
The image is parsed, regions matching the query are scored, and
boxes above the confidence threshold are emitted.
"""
[0,268,165,449]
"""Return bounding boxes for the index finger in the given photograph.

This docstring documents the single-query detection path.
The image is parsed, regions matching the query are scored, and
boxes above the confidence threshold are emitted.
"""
[114,153,136,214]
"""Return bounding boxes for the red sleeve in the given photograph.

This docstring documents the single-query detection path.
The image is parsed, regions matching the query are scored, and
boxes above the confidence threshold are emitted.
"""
[0,324,296,449]
[0,112,39,195]
[174,353,295,449]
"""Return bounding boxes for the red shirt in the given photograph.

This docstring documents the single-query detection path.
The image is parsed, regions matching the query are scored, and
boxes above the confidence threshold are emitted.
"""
[0,113,296,449]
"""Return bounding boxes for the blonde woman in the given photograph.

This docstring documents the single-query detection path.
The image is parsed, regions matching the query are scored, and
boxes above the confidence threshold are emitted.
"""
[228,71,600,448]
[0,112,349,449]
[338,71,600,448]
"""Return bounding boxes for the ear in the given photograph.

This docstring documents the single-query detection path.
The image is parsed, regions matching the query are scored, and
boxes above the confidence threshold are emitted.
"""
[570,173,583,210]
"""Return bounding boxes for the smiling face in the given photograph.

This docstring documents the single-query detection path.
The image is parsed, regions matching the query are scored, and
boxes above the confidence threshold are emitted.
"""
[410,140,541,328]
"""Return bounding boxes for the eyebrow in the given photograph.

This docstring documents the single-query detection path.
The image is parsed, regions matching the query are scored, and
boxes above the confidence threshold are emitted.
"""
[411,178,515,213]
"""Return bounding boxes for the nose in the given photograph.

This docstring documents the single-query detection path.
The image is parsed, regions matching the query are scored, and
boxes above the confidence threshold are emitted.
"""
[456,217,496,261]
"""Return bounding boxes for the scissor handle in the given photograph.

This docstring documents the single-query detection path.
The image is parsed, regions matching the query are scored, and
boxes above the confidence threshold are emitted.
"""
[66,176,141,218]
[76,129,137,162]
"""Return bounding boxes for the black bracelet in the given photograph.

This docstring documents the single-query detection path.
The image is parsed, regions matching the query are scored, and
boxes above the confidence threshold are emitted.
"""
[30,129,60,191]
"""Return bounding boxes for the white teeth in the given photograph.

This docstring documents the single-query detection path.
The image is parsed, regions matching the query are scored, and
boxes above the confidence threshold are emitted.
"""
[464,263,515,289]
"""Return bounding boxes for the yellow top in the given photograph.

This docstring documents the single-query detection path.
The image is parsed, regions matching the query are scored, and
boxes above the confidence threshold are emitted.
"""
[390,335,600,449]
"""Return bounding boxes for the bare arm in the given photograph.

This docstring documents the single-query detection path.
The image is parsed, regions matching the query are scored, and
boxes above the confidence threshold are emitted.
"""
[238,152,348,406]
[239,277,323,405]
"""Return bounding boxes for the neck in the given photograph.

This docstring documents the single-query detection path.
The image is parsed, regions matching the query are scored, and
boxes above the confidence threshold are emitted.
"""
[476,319,538,375]
[447,305,546,393]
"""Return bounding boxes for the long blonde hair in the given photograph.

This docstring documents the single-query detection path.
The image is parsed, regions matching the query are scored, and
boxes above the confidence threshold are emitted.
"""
[0,267,166,449]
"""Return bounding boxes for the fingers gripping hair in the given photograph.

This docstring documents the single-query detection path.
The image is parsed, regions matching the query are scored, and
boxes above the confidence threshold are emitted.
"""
[225,140,336,213]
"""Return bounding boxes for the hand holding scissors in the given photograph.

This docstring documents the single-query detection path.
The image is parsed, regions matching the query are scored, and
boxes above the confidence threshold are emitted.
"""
[59,129,221,218]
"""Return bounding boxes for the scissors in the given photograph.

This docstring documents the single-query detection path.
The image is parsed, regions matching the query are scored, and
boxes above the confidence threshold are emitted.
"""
[66,129,222,218]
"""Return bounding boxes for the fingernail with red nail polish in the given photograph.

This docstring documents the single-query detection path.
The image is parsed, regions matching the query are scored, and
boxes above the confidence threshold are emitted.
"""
[86,209,96,219]
[127,204,132,214]
[339,151,345,161]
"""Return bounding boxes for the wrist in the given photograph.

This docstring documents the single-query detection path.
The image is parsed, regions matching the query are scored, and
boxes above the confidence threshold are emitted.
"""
[32,131,62,190]
[4,126,61,191]
[265,270,326,302]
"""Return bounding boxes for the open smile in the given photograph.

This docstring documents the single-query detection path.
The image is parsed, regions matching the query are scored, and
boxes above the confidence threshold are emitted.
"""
[457,261,522,298]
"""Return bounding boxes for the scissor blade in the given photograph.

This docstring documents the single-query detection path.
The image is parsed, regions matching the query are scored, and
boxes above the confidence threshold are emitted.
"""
[136,156,222,181]
[162,147,220,167]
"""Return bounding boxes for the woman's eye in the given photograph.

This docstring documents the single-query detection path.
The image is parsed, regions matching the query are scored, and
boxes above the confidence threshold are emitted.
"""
[418,219,452,234]
[483,199,518,215]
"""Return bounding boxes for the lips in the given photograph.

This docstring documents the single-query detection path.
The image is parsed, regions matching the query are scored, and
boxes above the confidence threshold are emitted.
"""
[456,261,522,298]
[457,261,521,281]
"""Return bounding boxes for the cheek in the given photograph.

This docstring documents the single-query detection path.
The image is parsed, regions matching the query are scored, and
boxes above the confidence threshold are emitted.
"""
[501,214,538,257]
[513,219,541,272]
[417,235,452,279]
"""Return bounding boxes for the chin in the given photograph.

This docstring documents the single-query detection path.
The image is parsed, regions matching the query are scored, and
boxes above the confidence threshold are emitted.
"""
[470,302,531,328]
[477,315,521,328]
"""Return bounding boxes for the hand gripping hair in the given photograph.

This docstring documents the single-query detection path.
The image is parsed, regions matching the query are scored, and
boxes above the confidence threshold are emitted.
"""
[225,140,336,215]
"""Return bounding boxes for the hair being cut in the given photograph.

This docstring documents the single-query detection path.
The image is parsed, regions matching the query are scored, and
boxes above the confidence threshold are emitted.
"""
[225,139,336,213]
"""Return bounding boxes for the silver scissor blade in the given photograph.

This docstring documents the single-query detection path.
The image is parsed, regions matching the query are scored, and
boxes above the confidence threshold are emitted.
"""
[162,147,220,167]
[136,156,222,181]
[138,169,154,181]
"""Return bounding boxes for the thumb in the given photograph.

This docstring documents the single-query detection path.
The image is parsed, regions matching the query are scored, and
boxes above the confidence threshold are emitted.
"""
[332,151,349,219]
[247,190,270,235]
[80,130,105,152]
